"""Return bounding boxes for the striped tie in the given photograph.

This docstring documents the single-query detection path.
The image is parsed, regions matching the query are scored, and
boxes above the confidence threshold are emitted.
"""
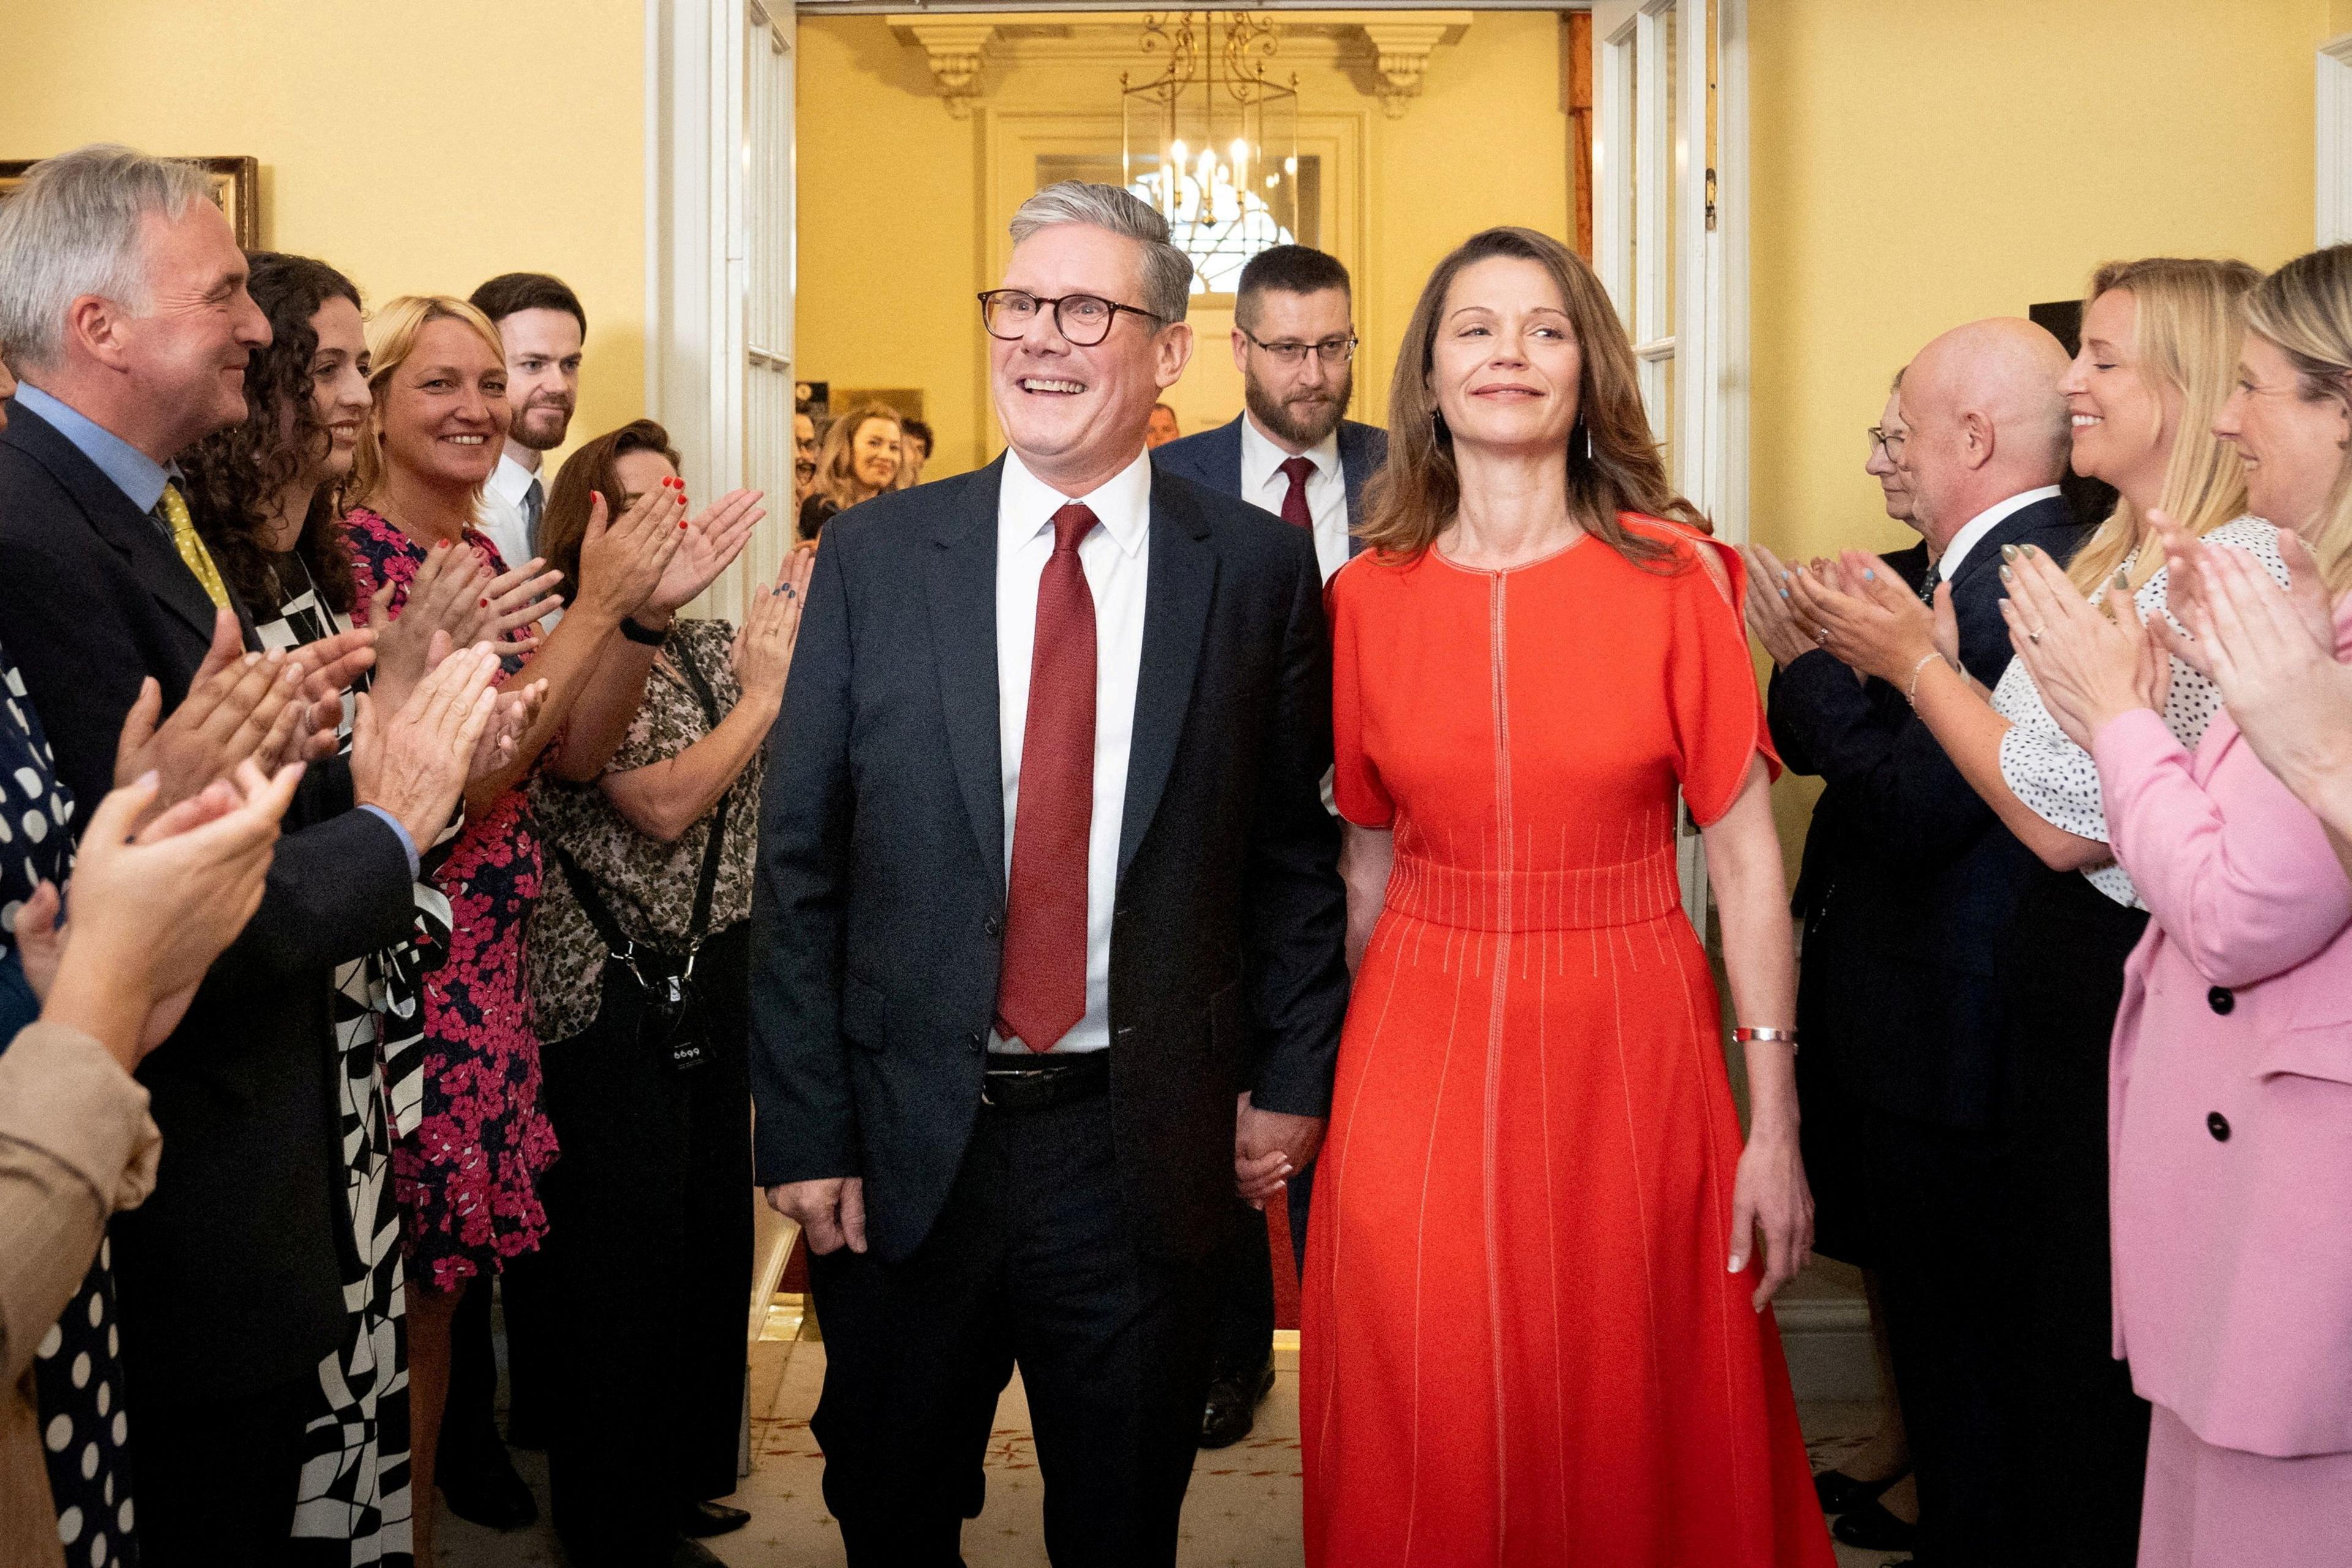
[157,481,230,610]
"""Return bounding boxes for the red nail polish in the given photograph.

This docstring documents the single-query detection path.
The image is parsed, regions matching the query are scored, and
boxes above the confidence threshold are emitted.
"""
[591,489,603,506]
[479,598,490,608]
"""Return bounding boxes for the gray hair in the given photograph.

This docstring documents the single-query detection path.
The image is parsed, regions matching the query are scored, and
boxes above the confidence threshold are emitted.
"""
[0,145,216,371]
[1008,181,1194,325]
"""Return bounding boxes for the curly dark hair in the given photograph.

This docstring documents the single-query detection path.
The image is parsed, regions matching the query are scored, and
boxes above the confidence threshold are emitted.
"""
[179,252,364,615]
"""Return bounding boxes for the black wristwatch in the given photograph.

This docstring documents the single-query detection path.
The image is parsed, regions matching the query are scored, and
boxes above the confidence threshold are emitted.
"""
[618,614,671,647]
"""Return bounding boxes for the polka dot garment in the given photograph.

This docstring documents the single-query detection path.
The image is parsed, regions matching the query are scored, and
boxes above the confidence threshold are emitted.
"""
[1991,516,2289,908]
[0,649,74,970]
[36,1238,136,1568]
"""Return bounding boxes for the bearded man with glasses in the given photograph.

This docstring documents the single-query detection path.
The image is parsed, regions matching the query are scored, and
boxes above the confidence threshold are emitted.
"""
[1155,245,1389,581]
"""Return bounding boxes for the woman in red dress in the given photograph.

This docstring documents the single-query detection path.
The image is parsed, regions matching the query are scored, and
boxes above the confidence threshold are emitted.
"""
[1302,227,1834,1568]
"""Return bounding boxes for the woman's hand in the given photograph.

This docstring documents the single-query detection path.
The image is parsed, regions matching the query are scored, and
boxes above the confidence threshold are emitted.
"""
[1739,543,1825,669]
[647,488,767,619]
[368,541,486,715]
[1998,543,2162,750]
[1783,549,1939,683]
[2179,542,2352,807]
[731,549,814,707]
[350,646,504,850]
[575,481,689,627]
[1729,1123,1814,1311]
[31,760,302,1065]
[450,558,566,656]
[469,676,548,786]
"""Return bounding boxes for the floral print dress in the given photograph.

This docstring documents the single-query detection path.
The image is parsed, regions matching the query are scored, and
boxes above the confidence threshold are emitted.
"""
[345,508,559,1294]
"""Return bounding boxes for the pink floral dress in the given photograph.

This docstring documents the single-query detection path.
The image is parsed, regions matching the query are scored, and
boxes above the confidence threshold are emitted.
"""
[346,507,559,1294]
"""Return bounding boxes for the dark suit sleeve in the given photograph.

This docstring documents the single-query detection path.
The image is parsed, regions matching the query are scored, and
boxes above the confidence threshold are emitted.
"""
[1245,535,1352,1118]
[1765,665,1825,778]
[749,535,861,1186]
[199,810,417,993]
[1771,647,1998,867]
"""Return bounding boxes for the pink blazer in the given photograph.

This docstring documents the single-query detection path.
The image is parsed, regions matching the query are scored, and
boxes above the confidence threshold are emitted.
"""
[2098,606,2352,1458]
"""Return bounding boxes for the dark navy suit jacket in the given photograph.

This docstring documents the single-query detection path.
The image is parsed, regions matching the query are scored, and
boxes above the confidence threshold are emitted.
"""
[1769,494,2090,1131]
[1152,415,1389,549]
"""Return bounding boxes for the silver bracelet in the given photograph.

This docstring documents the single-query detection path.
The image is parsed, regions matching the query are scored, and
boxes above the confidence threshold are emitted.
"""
[1731,1026,1800,1050]
[1903,650,1942,706]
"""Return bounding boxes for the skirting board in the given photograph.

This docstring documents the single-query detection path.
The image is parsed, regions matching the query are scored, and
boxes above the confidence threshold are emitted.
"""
[1775,1297,1881,1404]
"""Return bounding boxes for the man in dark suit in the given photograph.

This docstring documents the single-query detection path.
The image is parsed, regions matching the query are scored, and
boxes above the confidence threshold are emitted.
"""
[0,146,454,1561]
[1760,318,2084,1568]
[753,182,1349,1567]
[1150,241,1386,1448]
[1153,243,1387,579]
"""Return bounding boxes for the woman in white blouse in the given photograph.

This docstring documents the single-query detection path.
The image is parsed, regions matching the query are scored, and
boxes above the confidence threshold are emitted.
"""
[1789,256,2264,1568]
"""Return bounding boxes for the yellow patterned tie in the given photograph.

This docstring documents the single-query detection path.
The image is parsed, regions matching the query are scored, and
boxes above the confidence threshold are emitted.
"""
[157,480,230,610]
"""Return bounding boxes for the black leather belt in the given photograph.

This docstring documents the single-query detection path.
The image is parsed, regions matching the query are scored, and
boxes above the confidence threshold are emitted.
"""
[981,1050,1110,1112]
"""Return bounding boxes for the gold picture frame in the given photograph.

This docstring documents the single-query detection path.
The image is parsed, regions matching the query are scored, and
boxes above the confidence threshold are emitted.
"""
[0,155,260,247]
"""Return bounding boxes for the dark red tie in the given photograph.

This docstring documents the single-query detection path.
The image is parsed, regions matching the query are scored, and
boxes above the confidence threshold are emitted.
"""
[1278,455,1316,529]
[994,502,1098,1053]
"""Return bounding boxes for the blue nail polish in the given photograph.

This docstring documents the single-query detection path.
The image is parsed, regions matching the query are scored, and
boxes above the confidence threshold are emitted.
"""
[1778,589,1790,600]
[1863,569,1876,582]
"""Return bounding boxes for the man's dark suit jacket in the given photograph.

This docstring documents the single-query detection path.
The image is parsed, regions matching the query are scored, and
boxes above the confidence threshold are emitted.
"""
[1151,415,1389,544]
[1768,494,2090,1132]
[750,457,1351,1265]
[0,398,415,1402]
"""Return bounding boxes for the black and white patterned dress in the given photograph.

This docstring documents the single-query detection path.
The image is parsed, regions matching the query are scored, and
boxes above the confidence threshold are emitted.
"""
[251,556,448,1567]
[1989,516,2289,905]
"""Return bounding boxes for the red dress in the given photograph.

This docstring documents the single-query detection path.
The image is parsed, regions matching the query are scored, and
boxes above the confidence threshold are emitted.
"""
[1301,521,1834,1568]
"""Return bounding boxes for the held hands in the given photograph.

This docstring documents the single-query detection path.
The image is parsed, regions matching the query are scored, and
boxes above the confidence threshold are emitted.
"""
[767,1177,867,1255]
[1728,1125,1814,1312]
[647,488,767,618]
[21,760,303,1066]
[1997,543,2165,752]
[731,549,816,707]
[576,480,690,627]
[351,644,504,850]
[1234,1091,1327,1212]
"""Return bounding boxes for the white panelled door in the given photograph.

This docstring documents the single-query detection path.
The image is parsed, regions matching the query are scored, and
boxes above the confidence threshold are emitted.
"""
[1590,0,1747,931]
[649,0,797,625]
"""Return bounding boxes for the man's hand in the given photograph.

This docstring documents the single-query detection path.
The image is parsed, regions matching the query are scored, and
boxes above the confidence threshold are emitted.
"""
[766,1177,868,1255]
[113,608,306,810]
[350,646,503,849]
[1234,1091,1326,1212]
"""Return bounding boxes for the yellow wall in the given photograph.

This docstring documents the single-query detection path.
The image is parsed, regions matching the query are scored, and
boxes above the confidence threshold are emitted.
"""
[1747,0,2335,856]
[796,12,1571,477]
[0,0,646,473]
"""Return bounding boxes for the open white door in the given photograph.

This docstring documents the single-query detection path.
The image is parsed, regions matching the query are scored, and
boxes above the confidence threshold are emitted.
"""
[1589,0,1747,930]
[648,0,798,624]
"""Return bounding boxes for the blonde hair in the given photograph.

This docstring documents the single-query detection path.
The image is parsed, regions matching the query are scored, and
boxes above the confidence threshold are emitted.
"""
[2246,244,2352,594]
[811,403,902,514]
[1359,225,1704,567]
[350,293,508,507]
[2067,258,2260,594]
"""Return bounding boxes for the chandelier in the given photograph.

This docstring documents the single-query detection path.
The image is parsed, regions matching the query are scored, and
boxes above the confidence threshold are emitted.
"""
[1120,12,1300,241]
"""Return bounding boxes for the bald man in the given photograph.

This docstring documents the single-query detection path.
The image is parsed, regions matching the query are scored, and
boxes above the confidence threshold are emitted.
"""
[1769,318,2084,1567]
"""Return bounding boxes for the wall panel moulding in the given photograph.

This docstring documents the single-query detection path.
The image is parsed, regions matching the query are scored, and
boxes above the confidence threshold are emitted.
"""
[884,10,1473,119]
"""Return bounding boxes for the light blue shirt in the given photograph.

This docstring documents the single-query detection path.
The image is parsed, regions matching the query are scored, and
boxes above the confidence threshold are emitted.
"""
[10,381,421,876]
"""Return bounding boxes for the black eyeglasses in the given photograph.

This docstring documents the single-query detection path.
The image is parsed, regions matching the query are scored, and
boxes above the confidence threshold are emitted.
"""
[978,289,1166,347]
[1240,329,1358,368]
[1868,425,1908,462]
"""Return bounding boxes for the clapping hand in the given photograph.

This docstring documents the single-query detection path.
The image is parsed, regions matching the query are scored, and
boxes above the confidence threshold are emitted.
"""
[731,549,815,706]
[2163,537,2352,804]
[1785,549,1941,685]
[1234,1090,1325,1212]
[113,608,309,814]
[1738,544,1826,669]
[350,644,505,850]
[576,481,689,627]
[370,547,566,717]
[647,488,767,618]
[1997,543,2165,751]
[20,758,303,1063]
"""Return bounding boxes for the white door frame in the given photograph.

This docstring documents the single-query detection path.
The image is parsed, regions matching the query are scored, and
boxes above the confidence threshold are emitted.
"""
[2320,32,2352,246]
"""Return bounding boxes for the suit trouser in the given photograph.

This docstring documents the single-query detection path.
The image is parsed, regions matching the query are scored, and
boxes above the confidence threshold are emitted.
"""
[538,923,755,1562]
[1858,1104,2011,1567]
[131,1372,313,1567]
[808,1088,1217,1568]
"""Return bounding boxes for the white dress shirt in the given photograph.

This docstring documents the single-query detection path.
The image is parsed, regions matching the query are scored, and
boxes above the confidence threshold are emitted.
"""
[1938,484,2062,583]
[474,451,543,574]
[1239,413,1349,583]
[991,448,1153,1054]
